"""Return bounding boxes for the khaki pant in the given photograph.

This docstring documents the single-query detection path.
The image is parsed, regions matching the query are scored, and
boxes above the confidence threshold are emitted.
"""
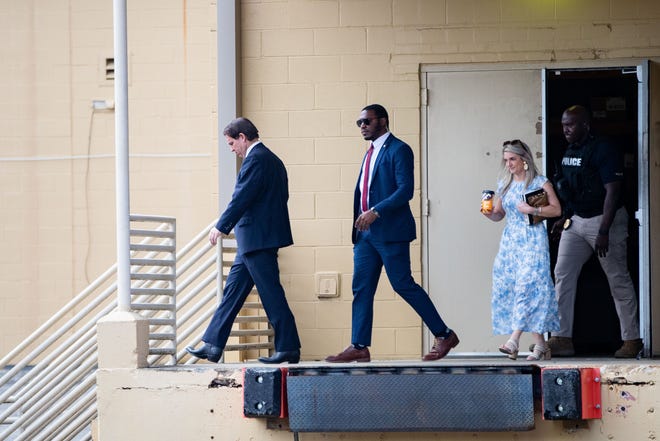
[554,207,640,340]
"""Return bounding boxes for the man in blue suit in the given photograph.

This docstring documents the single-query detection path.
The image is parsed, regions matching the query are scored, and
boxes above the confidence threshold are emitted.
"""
[326,104,459,363]
[187,118,301,364]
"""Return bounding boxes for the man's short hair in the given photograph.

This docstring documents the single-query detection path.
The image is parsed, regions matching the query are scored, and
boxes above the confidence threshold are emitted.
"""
[564,105,591,123]
[362,104,389,126]
[223,117,259,140]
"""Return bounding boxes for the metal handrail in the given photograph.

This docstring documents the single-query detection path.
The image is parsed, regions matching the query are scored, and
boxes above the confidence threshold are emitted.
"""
[14,356,97,439]
[0,219,175,381]
[0,216,273,440]
[129,216,177,365]
[0,301,112,406]
[0,267,115,381]
[0,330,96,423]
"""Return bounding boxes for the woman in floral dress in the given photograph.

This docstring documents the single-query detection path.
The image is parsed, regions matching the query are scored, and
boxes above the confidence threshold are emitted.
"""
[481,140,562,360]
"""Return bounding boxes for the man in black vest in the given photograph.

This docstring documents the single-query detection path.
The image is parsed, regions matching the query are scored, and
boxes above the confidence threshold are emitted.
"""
[548,105,641,358]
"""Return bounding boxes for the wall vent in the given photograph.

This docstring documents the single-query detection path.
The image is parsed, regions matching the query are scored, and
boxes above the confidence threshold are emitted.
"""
[105,58,114,81]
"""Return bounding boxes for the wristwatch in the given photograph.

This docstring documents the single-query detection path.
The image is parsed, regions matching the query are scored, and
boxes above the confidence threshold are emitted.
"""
[370,208,380,217]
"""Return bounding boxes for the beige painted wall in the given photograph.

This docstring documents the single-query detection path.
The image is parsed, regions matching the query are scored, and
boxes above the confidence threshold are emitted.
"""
[235,0,660,361]
[0,0,218,353]
[2,0,660,363]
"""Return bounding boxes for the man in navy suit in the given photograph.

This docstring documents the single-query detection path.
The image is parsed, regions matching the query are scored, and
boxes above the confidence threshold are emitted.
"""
[326,104,459,363]
[187,118,301,364]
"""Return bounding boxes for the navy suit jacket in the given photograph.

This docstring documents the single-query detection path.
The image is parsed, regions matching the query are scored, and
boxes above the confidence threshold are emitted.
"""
[216,143,293,255]
[352,133,417,244]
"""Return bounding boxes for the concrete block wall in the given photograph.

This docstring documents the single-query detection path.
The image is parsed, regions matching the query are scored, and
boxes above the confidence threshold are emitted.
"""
[2,0,660,361]
[0,0,218,354]
[236,0,660,361]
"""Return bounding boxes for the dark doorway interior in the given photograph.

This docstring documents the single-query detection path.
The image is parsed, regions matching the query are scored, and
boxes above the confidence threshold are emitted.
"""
[545,68,639,356]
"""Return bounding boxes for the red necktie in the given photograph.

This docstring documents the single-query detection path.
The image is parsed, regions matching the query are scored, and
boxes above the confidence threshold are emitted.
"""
[361,144,374,212]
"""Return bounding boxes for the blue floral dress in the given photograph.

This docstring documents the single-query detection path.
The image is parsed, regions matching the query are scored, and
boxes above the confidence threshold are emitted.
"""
[491,175,560,335]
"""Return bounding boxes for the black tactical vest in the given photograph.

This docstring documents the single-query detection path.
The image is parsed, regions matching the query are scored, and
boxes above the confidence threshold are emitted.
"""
[560,137,606,218]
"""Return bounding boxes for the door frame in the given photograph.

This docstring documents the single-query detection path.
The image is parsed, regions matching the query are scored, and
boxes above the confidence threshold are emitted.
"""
[421,59,651,356]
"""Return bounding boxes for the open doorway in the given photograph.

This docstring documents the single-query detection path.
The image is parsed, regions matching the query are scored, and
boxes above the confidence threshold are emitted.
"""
[544,67,640,356]
[422,61,652,357]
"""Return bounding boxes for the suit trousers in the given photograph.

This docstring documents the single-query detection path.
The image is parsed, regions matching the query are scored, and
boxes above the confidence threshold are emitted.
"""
[202,248,301,352]
[553,207,640,340]
[351,230,449,346]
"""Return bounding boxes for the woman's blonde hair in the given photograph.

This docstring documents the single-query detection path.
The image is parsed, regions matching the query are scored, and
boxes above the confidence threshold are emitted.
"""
[499,139,539,196]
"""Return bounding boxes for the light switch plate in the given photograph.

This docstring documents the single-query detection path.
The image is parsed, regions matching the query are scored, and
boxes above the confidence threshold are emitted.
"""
[315,272,340,298]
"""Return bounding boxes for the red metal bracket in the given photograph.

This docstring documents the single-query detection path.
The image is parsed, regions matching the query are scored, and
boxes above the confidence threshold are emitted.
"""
[279,367,288,418]
[580,367,602,419]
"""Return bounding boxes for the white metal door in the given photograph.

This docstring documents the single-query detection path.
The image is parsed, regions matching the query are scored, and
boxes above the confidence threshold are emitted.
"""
[422,67,542,354]
[648,61,660,356]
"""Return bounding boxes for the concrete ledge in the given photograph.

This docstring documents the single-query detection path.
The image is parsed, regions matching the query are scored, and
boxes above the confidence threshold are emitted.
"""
[95,359,659,441]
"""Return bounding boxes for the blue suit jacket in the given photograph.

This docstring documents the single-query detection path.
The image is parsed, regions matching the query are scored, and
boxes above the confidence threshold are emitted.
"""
[216,143,293,254]
[352,133,417,244]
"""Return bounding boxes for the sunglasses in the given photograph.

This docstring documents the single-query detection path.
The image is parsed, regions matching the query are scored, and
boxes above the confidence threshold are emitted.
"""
[502,139,522,147]
[356,117,380,127]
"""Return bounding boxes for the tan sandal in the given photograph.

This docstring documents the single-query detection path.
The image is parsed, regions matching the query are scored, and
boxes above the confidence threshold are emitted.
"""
[498,339,519,360]
[527,344,551,361]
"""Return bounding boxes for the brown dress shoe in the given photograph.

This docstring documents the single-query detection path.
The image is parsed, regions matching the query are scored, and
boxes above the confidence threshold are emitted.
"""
[325,345,371,363]
[423,331,459,361]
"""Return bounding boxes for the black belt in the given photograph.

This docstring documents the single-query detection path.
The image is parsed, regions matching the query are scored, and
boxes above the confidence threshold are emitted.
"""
[574,204,623,219]
[574,209,603,219]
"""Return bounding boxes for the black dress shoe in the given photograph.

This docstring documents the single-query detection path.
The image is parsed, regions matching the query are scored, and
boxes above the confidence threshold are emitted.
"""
[258,350,300,364]
[186,343,223,363]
